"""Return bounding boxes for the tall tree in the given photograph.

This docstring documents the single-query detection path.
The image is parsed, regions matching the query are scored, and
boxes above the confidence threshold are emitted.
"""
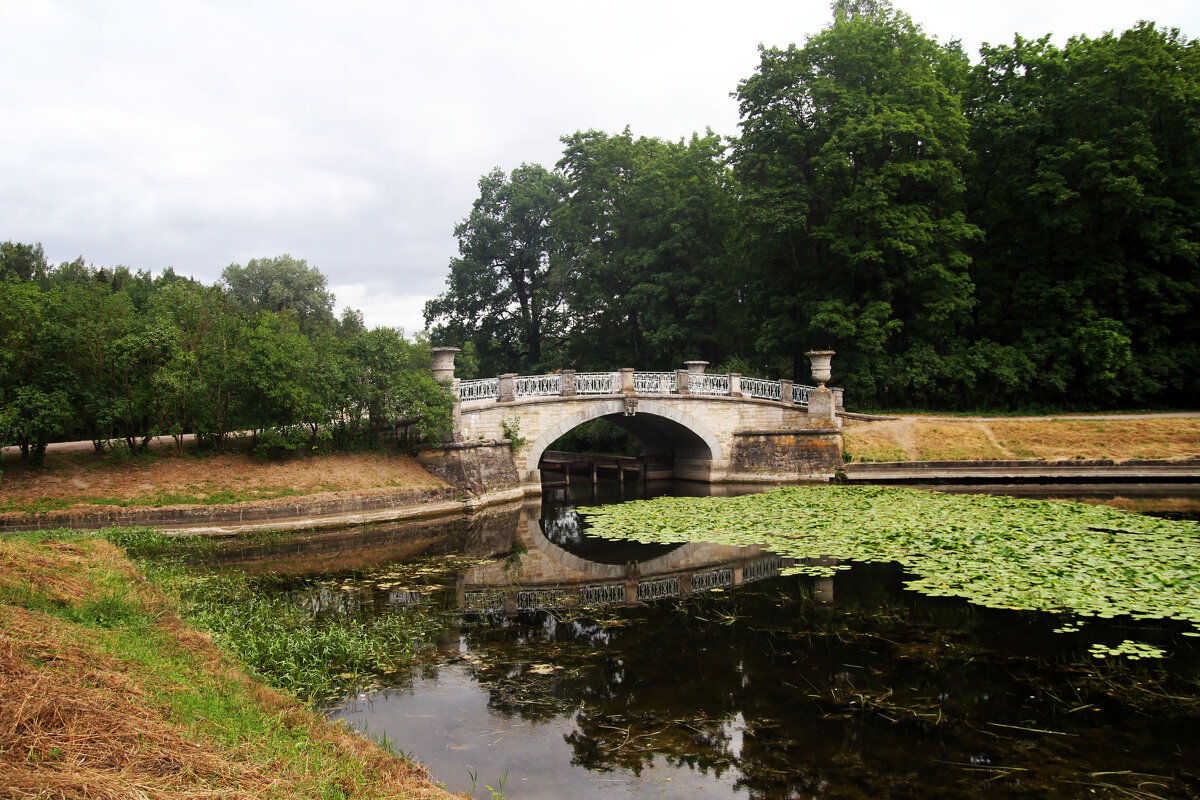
[425,164,569,375]
[0,282,73,464]
[0,241,49,284]
[146,281,242,451]
[555,128,743,370]
[733,0,978,404]
[222,255,336,334]
[966,24,1200,406]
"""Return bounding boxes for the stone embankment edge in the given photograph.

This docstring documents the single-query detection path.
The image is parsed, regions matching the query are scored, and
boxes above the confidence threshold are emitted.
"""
[0,485,529,536]
[842,458,1200,484]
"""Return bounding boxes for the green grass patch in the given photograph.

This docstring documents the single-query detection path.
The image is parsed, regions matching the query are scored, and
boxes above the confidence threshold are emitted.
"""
[96,527,447,703]
[1,529,448,798]
[1,487,311,514]
[178,572,441,703]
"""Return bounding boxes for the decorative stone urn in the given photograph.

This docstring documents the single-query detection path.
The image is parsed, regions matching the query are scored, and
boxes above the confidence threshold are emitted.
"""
[431,347,460,386]
[805,350,835,386]
[683,360,709,374]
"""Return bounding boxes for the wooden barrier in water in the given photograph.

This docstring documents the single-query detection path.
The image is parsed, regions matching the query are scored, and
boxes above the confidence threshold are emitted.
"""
[539,451,668,485]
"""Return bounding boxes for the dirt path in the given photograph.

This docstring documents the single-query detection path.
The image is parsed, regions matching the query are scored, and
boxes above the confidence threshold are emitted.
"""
[973,421,1016,458]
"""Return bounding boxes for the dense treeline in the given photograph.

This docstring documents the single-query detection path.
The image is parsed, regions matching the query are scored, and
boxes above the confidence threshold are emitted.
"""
[0,247,452,465]
[426,1,1200,410]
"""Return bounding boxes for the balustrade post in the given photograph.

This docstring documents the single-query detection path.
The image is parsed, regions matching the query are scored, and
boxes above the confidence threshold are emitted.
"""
[431,347,460,386]
[675,369,690,395]
[450,378,462,441]
[729,373,742,397]
[804,350,839,428]
[497,373,517,403]
[559,369,576,397]
[779,378,794,406]
[833,386,845,410]
[619,368,635,394]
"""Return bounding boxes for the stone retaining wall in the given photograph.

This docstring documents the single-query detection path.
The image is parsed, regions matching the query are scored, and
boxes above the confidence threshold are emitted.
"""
[728,429,844,481]
[416,439,521,495]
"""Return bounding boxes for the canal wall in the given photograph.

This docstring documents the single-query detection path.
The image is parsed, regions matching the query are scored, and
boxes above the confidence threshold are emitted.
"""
[727,429,844,482]
[0,483,528,536]
[415,439,521,495]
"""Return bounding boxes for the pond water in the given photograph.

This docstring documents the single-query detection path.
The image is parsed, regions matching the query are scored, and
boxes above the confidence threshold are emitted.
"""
[205,482,1200,799]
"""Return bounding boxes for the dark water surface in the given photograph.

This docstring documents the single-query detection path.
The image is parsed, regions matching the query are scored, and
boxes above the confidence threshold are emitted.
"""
[209,482,1200,799]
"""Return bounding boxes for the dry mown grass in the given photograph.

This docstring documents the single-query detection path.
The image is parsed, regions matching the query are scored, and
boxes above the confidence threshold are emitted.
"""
[0,536,459,800]
[0,446,446,514]
[844,417,1200,462]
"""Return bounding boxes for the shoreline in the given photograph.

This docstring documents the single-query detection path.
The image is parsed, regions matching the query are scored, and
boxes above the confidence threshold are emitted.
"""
[0,484,529,535]
[4,458,1199,536]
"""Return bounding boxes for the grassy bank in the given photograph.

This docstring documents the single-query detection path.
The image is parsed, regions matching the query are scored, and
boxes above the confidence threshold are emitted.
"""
[0,530,457,799]
[844,416,1200,463]
[0,445,446,515]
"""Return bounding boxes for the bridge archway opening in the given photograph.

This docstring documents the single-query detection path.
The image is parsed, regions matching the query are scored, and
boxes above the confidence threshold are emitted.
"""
[595,413,713,461]
[529,401,723,484]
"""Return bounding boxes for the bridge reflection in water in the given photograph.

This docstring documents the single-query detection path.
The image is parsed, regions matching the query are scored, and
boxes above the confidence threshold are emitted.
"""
[199,482,839,613]
[456,497,837,614]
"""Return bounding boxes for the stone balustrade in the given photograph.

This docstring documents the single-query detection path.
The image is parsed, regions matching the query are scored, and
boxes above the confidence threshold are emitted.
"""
[454,369,832,407]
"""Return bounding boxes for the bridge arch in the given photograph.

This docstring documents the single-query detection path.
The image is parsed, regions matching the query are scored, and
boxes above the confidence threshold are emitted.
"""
[523,398,724,476]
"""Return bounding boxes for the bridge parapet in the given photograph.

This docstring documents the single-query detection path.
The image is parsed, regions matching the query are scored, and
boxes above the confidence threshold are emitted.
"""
[455,369,843,410]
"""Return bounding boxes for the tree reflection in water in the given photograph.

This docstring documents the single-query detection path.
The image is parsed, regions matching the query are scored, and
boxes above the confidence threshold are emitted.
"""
[444,564,1200,800]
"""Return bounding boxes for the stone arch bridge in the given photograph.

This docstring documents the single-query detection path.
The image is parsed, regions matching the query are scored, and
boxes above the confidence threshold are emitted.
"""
[432,352,847,492]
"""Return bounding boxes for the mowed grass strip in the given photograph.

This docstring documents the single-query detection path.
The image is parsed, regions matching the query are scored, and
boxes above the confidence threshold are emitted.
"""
[0,532,457,800]
[844,417,1200,463]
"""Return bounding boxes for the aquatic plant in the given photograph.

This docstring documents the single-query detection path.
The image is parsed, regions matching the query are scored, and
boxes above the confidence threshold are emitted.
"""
[578,487,1200,637]
[179,572,443,702]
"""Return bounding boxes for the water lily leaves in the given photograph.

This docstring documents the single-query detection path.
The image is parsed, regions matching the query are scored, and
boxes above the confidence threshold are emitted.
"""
[578,487,1200,638]
[1087,640,1166,660]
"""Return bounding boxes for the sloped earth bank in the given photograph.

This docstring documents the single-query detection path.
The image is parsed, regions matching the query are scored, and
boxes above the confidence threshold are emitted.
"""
[186,482,1200,799]
[0,447,446,515]
[0,534,459,800]
[843,415,1200,463]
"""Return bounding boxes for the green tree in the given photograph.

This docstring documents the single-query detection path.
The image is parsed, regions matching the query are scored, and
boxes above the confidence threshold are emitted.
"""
[0,282,73,464]
[0,241,49,284]
[555,128,743,370]
[222,255,337,335]
[146,281,243,451]
[234,310,332,452]
[733,0,979,404]
[966,24,1200,406]
[343,327,453,444]
[425,164,569,375]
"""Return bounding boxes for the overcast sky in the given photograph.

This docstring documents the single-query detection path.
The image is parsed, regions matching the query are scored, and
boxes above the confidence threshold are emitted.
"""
[4,1,1198,334]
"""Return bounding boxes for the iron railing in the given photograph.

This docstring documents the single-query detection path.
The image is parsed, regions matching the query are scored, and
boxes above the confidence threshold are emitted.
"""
[575,372,617,394]
[514,373,561,397]
[456,377,498,402]
[741,377,781,401]
[633,371,676,394]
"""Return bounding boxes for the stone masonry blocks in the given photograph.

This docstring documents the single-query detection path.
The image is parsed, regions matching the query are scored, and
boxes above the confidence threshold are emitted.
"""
[458,393,834,487]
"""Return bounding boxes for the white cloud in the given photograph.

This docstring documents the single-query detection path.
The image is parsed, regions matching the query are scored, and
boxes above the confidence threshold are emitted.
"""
[3,0,1197,305]
[332,282,430,336]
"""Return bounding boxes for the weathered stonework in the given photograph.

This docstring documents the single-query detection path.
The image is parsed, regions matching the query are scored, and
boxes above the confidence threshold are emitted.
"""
[728,429,844,481]
[459,393,844,488]
[416,439,521,496]
[805,385,840,429]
